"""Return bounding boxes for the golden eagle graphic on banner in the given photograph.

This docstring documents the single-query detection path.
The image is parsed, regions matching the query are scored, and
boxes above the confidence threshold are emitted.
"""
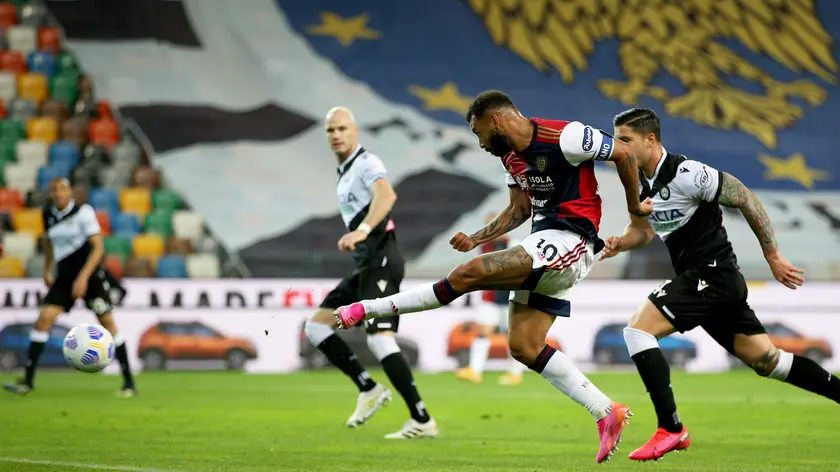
[467,0,838,148]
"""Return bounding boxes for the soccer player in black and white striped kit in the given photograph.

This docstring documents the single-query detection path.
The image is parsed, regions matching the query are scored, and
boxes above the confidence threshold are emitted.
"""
[3,178,136,396]
[302,107,437,439]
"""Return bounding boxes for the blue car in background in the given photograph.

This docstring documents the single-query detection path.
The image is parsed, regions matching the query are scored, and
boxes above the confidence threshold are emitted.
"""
[0,322,72,371]
[593,323,697,368]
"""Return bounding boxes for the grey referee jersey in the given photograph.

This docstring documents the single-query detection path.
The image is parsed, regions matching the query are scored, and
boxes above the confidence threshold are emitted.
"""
[336,144,394,233]
[43,200,101,272]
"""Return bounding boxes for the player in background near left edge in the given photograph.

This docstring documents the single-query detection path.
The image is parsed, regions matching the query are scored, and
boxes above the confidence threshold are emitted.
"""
[4,177,136,396]
[335,90,653,463]
[455,212,524,386]
[302,107,437,439]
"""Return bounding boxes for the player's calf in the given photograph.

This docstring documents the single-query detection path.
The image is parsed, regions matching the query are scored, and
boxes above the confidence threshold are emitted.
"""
[15,305,62,390]
[98,313,136,395]
[368,332,433,426]
[304,311,379,393]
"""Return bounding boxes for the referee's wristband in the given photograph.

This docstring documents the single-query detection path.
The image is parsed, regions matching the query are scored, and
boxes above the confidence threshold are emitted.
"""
[357,223,372,234]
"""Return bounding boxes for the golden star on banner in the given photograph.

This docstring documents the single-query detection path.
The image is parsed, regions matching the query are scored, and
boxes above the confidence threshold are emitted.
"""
[757,153,832,190]
[408,82,473,115]
[306,12,381,47]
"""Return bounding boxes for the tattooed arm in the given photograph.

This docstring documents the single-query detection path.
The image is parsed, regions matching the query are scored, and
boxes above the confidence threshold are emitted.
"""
[717,172,777,257]
[450,186,530,252]
[717,172,805,289]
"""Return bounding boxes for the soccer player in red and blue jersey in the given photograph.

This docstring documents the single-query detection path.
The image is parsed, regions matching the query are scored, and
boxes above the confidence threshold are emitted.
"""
[334,90,651,463]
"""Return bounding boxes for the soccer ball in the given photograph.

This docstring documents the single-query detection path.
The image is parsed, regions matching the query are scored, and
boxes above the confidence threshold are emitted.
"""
[62,323,116,373]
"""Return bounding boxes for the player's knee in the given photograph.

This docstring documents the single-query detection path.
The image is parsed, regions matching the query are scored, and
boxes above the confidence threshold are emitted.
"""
[749,348,793,379]
[367,332,401,361]
[507,335,540,366]
[303,318,335,346]
[34,305,61,331]
[623,327,660,356]
[447,259,484,292]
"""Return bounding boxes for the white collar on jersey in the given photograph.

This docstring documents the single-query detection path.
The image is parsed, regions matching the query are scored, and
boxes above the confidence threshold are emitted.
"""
[645,145,668,185]
[336,144,363,174]
[52,199,76,218]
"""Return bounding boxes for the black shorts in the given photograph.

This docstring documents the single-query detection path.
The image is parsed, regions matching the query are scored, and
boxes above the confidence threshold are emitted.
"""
[320,262,404,334]
[43,268,114,316]
[647,265,766,354]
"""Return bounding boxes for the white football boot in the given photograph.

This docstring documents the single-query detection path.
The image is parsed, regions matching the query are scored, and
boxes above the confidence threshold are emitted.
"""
[346,383,392,428]
[384,418,439,439]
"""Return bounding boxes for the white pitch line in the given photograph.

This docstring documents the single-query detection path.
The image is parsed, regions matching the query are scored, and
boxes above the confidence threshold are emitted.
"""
[0,457,190,472]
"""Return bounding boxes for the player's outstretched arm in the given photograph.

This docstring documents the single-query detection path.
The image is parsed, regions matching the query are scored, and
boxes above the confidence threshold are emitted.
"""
[609,141,651,217]
[451,187,530,252]
[717,172,804,289]
[599,214,655,261]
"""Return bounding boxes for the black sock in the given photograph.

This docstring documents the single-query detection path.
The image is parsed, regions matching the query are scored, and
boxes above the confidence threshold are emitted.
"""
[115,343,135,388]
[784,355,840,403]
[24,341,46,388]
[317,334,376,392]
[381,352,430,423]
[631,347,682,433]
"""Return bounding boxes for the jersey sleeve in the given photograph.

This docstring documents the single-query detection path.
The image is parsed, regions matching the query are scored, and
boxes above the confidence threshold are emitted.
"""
[558,121,615,166]
[358,154,388,189]
[673,160,723,203]
[79,204,101,237]
[503,170,516,187]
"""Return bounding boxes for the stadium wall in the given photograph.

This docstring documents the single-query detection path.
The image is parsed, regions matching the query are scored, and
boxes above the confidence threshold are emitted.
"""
[1,280,837,374]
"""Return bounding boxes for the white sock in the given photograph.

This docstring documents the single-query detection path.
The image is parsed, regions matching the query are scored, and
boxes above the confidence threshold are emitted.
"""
[540,350,612,420]
[507,354,524,376]
[469,336,491,374]
[362,282,443,317]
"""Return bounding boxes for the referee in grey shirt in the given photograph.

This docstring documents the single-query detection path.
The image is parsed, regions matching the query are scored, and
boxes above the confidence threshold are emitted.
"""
[4,178,136,397]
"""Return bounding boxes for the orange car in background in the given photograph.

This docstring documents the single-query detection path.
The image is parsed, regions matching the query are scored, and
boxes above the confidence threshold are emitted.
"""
[138,321,258,371]
[448,321,562,368]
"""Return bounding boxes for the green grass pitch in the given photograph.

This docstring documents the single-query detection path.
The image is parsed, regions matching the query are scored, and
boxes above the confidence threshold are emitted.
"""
[0,370,837,471]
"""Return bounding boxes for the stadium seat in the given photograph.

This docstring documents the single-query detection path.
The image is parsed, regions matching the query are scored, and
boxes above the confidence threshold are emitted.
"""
[95,210,111,236]
[71,164,100,188]
[7,25,37,55]
[1,117,25,138]
[17,72,47,104]
[82,144,109,167]
[11,207,43,237]
[172,210,204,241]
[8,98,35,122]
[15,139,48,167]
[89,118,119,148]
[26,116,58,143]
[132,165,159,189]
[0,50,26,74]
[37,27,61,53]
[88,188,120,216]
[61,117,88,149]
[0,72,16,101]
[26,187,48,208]
[119,187,151,218]
[103,254,123,279]
[104,235,132,260]
[132,233,164,260]
[19,2,48,27]
[112,212,141,236]
[156,255,187,278]
[40,98,69,121]
[3,161,37,194]
[144,210,173,238]
[186,253,220,278]
[49,72,78,107]
[24,252,44,277]
[2,230,35,261]
[97,100,112,119]
[166,236,194,255]
[55,50,78,75]
[0,3,17,28]
[27,51,56,78]
[37,163,70,188]
[110,140,141,167]
[152,190,181,212]
[0,187,23,211]
[0,100,7,120]
[101,165,131,190]
[48,141,79,168]
[0,255,24,277]
[123,257,155,277]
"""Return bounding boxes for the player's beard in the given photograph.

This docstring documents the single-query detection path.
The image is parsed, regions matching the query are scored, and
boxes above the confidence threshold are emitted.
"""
[486,131,513,157]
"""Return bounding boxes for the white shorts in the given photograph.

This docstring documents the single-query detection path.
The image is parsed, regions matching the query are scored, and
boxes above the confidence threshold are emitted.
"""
[510,229,595,317]
[477,301,509,330]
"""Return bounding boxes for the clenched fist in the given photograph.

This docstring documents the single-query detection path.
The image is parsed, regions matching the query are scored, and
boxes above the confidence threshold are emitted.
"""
[450,232,478,252]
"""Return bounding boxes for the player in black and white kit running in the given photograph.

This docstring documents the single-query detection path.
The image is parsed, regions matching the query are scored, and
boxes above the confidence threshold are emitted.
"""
[600,108,840,462]
[3,178,136,397]
[302,107,437,439]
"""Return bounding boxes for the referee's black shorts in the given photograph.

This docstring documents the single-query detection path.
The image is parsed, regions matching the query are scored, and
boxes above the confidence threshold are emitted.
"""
[43,267,114,316]
[647,265,765,355]
[320,261,405,334]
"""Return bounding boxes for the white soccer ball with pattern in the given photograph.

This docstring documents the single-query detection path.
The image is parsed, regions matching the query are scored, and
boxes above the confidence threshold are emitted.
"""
[62,323,116,373]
